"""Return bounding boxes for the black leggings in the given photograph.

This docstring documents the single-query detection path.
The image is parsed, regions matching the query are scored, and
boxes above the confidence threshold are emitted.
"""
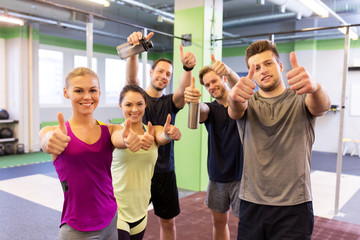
[117,229,145,240]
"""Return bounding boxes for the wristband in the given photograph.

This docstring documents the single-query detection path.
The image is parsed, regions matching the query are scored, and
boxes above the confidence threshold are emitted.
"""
[183,65,194,72]
[163,132,171,141]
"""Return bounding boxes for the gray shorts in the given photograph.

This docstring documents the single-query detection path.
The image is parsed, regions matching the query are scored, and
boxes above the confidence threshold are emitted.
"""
[205,180,241,218]
[59,212,118,240]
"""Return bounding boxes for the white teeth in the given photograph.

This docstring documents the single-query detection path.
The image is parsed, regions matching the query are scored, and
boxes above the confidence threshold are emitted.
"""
[81,103,92,106]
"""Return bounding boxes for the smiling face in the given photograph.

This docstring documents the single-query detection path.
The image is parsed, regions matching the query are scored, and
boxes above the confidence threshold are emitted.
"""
[64,74,100,115]
[119,91,147,124]
[202,71,227,100]
[248,50,284,95]
[149,61,173,91]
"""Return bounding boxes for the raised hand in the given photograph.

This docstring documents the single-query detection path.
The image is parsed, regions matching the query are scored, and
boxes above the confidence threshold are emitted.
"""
[127,31,154,46]
[184,76,201,103]
[163,114,181,141]
[180,45,196,70]
[141,121,155,151]
[45,112,70,156]
[287,52,318,95]
[123,119,141,152]
[229,64,256,104]
[211,54,230,77]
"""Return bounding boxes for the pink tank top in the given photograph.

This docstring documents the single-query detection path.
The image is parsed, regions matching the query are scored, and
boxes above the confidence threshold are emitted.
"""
[54,121,117,231]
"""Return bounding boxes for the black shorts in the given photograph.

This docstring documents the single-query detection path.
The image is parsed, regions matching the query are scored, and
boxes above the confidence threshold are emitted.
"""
[237,200,314,240]
[150,171,180,219]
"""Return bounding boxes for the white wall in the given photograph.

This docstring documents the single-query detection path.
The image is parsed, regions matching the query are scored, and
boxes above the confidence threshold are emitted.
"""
[223,47,360,154]
[0,38,6,109]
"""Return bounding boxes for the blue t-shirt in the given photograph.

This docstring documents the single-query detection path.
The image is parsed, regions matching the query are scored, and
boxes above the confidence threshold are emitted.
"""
[202,101,243,182]
[143,93,181,173]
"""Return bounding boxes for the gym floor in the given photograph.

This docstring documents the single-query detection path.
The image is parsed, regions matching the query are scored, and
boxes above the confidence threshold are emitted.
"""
[0,151,359,240]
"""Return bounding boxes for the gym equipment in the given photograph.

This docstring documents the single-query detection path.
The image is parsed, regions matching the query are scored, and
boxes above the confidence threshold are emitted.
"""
[0,109,9,120]
[0,144,4,156]
[16,143,25,154]
[5,143,14,155]
[0,127,14,139]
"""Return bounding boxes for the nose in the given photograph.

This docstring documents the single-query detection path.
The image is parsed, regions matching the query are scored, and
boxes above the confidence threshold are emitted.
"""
[260,66,268,75]
[132,105,138,112]
[84,92,91,99]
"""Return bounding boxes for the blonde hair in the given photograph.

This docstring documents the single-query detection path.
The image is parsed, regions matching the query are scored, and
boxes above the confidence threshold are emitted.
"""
[65,67,99,88]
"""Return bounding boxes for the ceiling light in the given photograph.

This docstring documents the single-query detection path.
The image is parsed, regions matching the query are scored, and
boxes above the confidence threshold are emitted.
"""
[338,27,359,40]
[298,0,329,18]
[88,0,110,7]
[0,15,24,26]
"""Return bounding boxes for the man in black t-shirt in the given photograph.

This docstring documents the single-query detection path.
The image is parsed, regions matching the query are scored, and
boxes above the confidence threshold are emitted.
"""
[184,55,243,240]
[125,31,196,240]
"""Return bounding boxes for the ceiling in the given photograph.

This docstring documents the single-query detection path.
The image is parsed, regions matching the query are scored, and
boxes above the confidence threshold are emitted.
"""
[0,0,360,52]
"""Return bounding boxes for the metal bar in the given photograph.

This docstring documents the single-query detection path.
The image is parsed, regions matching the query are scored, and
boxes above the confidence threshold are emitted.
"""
[86,14,93,70]
[334,26,350,215]
[215,23,360,42]
[30,0,187,41]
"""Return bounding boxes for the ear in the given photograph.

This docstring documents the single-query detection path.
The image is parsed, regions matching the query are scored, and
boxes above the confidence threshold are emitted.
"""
[63,87,69,99]
[118,103,123,111]
[150,68,154,77]
[279,62,284,72]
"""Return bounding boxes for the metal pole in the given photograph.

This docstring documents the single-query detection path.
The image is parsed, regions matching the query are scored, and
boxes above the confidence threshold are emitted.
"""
[86,14,93,70]
[334,26,350,215]
[142,28,148,89]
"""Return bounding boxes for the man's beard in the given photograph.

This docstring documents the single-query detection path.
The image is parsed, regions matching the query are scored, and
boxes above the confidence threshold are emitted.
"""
[152,81,166,91]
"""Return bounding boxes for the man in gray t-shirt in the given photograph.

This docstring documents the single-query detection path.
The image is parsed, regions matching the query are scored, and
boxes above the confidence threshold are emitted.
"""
[228,40,330,240]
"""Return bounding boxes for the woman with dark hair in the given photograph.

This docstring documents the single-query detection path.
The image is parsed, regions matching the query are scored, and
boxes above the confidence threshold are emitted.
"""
[112,84,182,240]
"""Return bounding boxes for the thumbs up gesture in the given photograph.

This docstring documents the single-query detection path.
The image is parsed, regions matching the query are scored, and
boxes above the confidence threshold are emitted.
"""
[43,112,71,156]
[229,63,256,104]
[163,114,181,141]
[287,52,319,95]
[211,54,230,77]
[180,45,196,70]
[184,76,201,104]
[123,119,141,152]
[141,121,155,151]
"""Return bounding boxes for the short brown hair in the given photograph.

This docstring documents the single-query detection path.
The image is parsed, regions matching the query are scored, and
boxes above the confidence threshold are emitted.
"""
[65,67,99,88]
[198,66,215,85]
[151,58,173,71]
[245,40,280,68]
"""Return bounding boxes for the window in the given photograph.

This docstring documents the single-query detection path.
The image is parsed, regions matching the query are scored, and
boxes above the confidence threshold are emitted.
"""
[39,49,64,104]
[138,62,151,89]
[74,55,97,73]
[105,58,126,104]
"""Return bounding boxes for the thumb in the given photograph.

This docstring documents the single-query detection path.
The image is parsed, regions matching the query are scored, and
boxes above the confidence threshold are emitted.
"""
[247,64,255,80]
[164,114,171,129]
[211,54,216,64]
[290,51,299,69]
[179,44,184,60]
[191,76,195,89]
[57,112,67,134]
[145,32,154,41]
[123,119,131,138]
[147,121,154,136]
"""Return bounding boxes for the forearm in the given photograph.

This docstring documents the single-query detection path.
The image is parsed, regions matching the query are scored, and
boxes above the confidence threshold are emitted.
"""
[154,127,171,146]
[126,55,140,85]
[173,70,192,108]
[110,125,127,149]
[227,69,240,88]
[306,84,331,117]
[199,103,210,123]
